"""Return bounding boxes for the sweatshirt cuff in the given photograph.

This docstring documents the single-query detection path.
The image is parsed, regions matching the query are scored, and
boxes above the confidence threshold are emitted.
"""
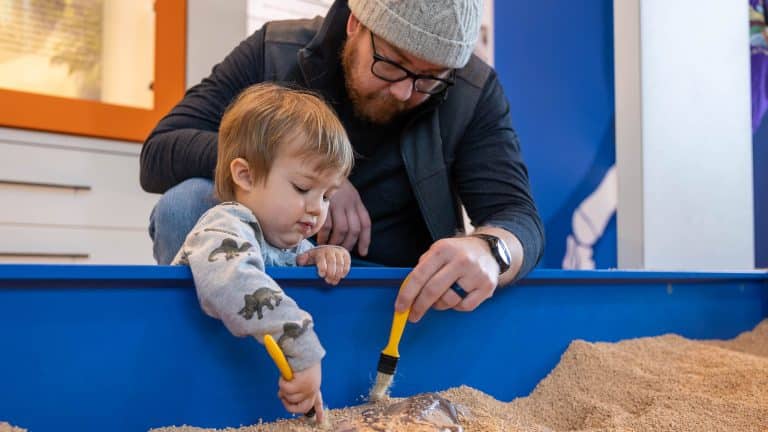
[285,329,326,372]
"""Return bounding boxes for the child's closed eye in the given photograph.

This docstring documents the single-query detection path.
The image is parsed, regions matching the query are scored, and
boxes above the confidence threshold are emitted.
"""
[322,188,339,202]
[292,183,309,194]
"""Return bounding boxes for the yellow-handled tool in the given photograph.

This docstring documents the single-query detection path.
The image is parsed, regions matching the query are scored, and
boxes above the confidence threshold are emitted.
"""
[265,334,295,380]
[369,277,411,401]
[264,334,317,418]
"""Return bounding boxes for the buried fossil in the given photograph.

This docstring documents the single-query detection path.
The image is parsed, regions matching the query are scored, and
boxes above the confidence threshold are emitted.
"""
[334,393,465,432]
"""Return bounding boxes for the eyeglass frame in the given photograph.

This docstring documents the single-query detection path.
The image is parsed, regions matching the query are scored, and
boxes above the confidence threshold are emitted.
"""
[369,31,455,95]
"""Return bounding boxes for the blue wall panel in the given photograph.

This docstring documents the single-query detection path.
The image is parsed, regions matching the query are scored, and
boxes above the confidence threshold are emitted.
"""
[494,1,617,268]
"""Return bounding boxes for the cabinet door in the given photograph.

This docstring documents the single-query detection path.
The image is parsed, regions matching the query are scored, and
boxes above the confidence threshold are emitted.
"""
[0,142,158,229]
[0,225,154,264]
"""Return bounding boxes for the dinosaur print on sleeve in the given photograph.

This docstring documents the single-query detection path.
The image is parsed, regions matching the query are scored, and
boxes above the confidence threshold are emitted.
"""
[278,319,311,347]
[208,238,253,262]
[238,287,283,320]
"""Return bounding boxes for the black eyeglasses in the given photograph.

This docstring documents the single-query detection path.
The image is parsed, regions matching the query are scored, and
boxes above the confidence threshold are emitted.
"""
[369,31,455,95]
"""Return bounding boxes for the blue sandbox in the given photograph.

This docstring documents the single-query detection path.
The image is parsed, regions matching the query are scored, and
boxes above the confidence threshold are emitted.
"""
[0,265,766,431]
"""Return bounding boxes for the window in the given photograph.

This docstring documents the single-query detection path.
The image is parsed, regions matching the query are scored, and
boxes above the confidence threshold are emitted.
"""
[0,0,186,142]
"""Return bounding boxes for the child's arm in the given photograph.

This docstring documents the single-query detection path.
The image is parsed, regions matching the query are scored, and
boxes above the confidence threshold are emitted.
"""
[175,204,325,372]
[296,245,351,285]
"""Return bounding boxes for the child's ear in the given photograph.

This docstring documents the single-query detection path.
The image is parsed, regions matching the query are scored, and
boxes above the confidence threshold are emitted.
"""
[230,158,254,191]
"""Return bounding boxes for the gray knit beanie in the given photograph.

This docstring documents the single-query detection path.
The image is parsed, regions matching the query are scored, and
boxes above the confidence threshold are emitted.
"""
[348,0,482,69]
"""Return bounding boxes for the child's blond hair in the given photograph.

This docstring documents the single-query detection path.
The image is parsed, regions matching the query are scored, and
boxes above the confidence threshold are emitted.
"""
[216,83,354,202]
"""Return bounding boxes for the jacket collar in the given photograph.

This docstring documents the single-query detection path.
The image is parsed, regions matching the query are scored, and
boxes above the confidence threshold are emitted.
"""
[297,0,350,102]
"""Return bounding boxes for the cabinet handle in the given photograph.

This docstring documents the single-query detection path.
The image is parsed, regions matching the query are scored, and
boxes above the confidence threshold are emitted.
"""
[0,252,90,259]
[0,179,91,191]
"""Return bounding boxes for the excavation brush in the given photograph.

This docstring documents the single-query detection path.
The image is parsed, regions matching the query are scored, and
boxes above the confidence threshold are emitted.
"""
[369,277,411,402]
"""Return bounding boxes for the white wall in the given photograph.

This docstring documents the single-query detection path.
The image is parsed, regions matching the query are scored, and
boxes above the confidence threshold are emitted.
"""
[615,0,754,269]
[187,0,247,89]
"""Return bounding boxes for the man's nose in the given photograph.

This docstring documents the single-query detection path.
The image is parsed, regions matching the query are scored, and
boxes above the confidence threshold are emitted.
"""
[389,78,414,102]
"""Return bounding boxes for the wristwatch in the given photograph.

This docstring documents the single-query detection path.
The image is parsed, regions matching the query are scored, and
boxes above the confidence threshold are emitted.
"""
[470,233,512,275]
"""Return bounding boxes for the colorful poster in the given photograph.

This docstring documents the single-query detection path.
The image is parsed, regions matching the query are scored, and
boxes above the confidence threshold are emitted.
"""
[751,0,768,267]
[751,0,768,131]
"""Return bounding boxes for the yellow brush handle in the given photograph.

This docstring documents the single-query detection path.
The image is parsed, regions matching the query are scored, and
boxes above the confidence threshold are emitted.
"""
[382,276,411,358]
[265,335,319,419]
[264,334,293,381]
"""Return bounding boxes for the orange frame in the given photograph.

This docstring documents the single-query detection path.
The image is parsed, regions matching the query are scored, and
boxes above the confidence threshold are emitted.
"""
[0,0,186,143]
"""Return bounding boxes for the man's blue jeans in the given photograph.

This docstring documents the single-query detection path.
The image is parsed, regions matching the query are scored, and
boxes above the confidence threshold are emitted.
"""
[149,178,218,264]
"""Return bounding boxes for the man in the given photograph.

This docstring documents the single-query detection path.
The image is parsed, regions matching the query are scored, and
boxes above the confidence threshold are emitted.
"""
[140,0,544,323]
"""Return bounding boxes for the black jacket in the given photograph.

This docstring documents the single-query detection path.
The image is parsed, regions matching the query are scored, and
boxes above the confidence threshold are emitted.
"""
[140,0,544,278]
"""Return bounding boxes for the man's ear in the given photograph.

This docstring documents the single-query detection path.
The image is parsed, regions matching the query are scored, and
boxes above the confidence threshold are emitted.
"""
[346,12,361,36]
[230,158,254,191]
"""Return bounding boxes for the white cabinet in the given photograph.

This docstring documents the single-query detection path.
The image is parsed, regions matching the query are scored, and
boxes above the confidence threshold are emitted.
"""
[0,128,158,264]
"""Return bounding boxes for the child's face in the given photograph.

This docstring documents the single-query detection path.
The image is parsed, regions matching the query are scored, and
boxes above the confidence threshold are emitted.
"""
[234,142,344,249]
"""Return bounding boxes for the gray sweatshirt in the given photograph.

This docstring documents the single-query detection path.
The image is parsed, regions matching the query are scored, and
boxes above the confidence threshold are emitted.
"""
[172,202,325,372]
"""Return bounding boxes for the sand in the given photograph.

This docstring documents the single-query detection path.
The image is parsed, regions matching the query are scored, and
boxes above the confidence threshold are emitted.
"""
[0,423,25,432]
[153,320,768,432]
[498,320,768,431]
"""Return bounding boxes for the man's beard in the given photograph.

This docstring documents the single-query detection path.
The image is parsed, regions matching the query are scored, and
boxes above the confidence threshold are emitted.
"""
[341,37,408,125]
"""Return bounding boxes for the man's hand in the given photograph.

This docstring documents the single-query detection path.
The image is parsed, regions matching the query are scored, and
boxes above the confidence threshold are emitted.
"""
[277,362,324,422]
[316,179,371,256]
[296,245,351,285]
[395,229,523,322]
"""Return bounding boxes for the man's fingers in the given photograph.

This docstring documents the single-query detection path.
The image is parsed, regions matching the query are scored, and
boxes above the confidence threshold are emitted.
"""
[409,261,463,322]
[454,279,494,312]
[396,247,448,315]
[356,201,371,256]
[317,213,333,245]
[328,206,348,246]
[433,288,463,310]
[433,297,451,310]
[341,207,360,251]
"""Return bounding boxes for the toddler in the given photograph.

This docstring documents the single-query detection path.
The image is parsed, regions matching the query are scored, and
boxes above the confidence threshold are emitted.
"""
[172,83,355,421]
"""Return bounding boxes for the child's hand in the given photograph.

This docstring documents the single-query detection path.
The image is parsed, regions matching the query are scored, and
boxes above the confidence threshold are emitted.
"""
[277,362,324,422]
[296,245,350,285]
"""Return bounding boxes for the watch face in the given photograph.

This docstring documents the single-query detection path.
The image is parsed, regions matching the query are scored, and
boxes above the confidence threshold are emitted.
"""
[497,241,511,268]
[475,234,511,272]
[494,238,511,270]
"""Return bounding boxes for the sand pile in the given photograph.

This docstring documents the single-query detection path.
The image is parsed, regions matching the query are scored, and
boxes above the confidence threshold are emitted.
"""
[154,320,768,432]
[501,322,768,431]
[707,319,768,357]
[0,423,25,432]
